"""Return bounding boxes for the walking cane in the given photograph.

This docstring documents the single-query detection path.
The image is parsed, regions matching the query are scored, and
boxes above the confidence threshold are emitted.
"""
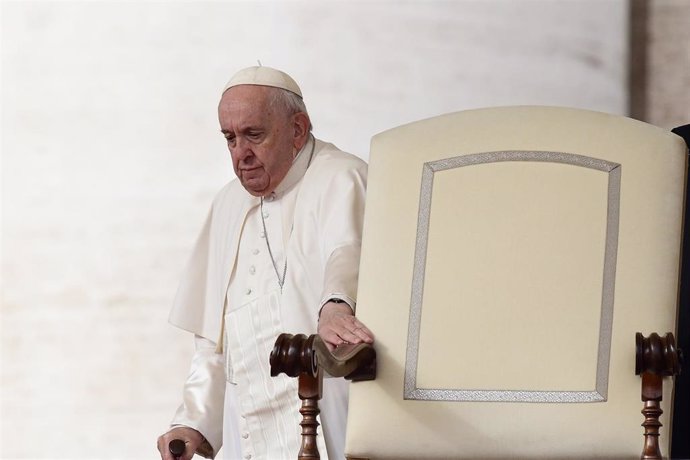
[168,439,186,459]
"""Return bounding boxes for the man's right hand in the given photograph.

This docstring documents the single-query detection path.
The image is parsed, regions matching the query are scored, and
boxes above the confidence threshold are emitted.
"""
[157,426,204,460]
[318,301,374,352]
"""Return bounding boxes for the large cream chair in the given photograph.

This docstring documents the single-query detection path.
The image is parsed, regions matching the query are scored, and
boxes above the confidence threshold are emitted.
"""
[272,106,687,460]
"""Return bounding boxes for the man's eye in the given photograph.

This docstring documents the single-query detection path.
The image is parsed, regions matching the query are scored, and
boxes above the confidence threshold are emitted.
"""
[248,132,262,140]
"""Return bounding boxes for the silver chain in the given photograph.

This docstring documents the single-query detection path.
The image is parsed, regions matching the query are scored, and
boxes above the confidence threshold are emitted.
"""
[259,134,316,293]
[260,197,288,292]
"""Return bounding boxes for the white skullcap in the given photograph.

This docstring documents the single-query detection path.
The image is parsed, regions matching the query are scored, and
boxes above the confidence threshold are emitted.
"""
[222,66,302,97]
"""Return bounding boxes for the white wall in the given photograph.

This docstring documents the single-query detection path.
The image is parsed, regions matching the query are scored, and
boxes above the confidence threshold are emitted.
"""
[1,1,627,458]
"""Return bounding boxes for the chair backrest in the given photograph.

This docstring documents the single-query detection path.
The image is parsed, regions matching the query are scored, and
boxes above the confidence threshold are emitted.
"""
[346,106,687,459]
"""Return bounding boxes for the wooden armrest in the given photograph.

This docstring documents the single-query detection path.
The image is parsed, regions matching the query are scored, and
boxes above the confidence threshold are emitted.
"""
[270,333,376,381]
[270,333,376,460]
[312,337,376,381]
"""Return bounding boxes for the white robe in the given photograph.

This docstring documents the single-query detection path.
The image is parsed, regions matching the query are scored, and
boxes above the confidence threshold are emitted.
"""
[168,138,367,459]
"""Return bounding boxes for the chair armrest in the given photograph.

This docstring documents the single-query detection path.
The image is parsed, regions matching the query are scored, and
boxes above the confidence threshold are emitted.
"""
[270,333,376,381]
[269,333,376,459]
[313,336,376,381]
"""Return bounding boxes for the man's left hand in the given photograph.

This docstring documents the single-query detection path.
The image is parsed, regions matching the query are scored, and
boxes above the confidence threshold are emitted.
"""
[318,301,374,352]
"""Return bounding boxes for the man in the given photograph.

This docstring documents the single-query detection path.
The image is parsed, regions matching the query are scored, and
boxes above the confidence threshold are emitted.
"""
[157,66,373,460]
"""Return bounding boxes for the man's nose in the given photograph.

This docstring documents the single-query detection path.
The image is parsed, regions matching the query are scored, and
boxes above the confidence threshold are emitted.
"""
[233,137,253,162]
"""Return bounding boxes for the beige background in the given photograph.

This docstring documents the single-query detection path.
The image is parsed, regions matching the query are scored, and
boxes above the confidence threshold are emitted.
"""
[1,0,687,458]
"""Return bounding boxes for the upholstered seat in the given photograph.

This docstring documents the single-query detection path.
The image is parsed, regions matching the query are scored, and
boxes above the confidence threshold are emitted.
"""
[343,106,686,459]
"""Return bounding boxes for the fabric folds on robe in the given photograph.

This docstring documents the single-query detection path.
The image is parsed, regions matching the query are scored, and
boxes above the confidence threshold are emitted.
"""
[168,139,367,459]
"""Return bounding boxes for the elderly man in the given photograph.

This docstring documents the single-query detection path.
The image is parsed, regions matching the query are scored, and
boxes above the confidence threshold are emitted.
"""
[157,66,373,460]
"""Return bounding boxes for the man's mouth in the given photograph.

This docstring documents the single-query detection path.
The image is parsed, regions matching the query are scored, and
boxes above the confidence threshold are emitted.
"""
[241,167,263,178]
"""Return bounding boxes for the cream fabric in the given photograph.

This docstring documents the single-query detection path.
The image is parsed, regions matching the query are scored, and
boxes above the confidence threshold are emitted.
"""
[345,106,687,459]
[169,139,367,459]
[221,159,324,458]
[168,138,366,345]
[171,335,225,458]
[222,66,302,97]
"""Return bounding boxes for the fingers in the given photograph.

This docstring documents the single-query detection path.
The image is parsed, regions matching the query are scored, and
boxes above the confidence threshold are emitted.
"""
[180,444,195,460]
[318,327,347,349]
[323,338,336,352]
[157,427,202,460]
[336,324,373,345]
[156,434,175,460]
[318,315,374,351]
[351,321,375,342]
[335,315,374,344]
[317,301,375,350]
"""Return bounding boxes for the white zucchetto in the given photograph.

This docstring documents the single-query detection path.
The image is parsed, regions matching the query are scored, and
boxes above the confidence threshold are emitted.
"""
[222,66,302,97]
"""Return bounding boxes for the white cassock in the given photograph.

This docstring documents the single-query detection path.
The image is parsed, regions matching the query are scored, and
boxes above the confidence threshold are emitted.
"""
[168,136,367,460]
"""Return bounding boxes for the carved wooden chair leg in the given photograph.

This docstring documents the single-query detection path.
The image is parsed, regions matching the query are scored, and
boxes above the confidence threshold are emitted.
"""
[298,371,323,459]
[635,332,683,460]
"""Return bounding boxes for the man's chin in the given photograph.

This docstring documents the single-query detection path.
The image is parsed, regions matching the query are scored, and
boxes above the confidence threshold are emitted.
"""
[241,179,271,197]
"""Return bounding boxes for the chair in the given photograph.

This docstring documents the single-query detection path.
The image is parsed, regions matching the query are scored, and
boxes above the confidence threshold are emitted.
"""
[271,106,686,459]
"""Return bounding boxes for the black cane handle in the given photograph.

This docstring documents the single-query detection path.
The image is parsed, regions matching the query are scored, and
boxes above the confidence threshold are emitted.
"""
[169,439,186,458]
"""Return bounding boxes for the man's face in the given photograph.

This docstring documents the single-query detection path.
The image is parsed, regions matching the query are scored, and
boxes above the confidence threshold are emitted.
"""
[218,85,307,196]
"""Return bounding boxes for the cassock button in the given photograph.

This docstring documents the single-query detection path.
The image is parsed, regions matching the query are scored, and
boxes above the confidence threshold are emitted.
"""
[244,455,252,460]
[248,265,256,275]
[266,193,276,202]
[262,211,269,218]
[245,288,252,295]
[242,432,249,439]
[252,249,259,255]
[259,231,265,238]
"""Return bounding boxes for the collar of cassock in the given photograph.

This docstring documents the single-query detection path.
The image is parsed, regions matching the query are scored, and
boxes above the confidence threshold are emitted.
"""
[266,135,314,200]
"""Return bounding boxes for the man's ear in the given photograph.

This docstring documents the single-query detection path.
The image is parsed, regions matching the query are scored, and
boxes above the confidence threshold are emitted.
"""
[293,112,310,150]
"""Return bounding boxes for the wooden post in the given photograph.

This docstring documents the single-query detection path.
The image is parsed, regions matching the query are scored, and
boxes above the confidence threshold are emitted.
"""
[635,332,682,460]
[270,333,376,460]
[640,372,663,459]
[298,370,323,460]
